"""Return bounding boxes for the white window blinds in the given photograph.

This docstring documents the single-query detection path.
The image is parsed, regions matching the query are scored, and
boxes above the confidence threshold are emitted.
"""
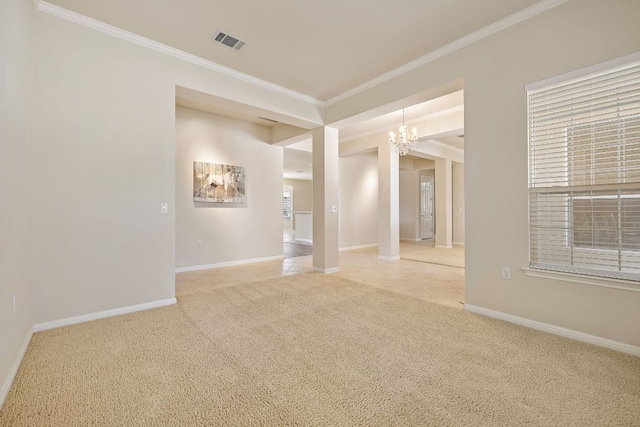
[527,57,640,282]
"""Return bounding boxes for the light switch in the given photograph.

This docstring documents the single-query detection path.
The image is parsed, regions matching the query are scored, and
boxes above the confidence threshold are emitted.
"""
[160,203,168,214]
[331,205,338,213]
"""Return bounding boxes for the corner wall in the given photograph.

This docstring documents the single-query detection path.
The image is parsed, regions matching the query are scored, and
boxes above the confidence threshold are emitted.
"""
[175,107,283,268]
[0,0,35,406]
[29,2,323,326]
[462,1,640,346]
[326,0,640,347]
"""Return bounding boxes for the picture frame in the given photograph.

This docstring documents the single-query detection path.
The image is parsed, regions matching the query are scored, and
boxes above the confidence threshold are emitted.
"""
[193,161,246,206]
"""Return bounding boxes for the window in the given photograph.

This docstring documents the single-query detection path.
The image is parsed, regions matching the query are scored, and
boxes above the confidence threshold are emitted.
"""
[527,55,640,282]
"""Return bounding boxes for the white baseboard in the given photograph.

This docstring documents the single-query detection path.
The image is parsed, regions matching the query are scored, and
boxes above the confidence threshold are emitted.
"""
[435,245,453,249]
[314,267,340,274]
[453,242,465,246]
[34,298,177,332]
[175,255,285,273]
[400,238,422,242]
[378,255,401,261]
[464,304,640,357]
[0,328,33,410]
[339,243,378,252]
[294,238,313,245]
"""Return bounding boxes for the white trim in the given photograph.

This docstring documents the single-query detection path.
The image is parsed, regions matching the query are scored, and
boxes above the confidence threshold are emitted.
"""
[526,50,640,91]
[33,298,177,332]
[34,1,323,107]
[314,267,340,274]
[33,0,568,109]
[453,242,465,246]
[294,238,313,245]
[0,329,33,410]
[400,238,422,242]
[464,304,640,357]
[175,255,285,273]
[339,243,378,251]
[378,255,401,261]
[435,245,453,249]
[325,0,569,106]
[522,268,640,293]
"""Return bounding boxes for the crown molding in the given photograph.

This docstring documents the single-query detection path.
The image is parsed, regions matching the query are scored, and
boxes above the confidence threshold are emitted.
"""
[34,1,324,107]
[324,0,570,106]
[34,0,570,111]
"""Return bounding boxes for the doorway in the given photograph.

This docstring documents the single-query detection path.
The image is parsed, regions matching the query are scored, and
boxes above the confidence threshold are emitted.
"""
[420,174,434,239]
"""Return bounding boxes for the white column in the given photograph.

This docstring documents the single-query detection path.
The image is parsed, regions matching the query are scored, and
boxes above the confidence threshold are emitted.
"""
[435,158,453,248]
[378,142,400,260]
[312,126,340,273]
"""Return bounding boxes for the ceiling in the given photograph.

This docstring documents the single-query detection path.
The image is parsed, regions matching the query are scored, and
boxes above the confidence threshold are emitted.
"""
[283,91,464,180]
[45,0,541,101]
[44,0,549,179]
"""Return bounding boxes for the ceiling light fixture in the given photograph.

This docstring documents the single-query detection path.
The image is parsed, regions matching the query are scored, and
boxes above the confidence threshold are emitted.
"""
[389,110,418,156]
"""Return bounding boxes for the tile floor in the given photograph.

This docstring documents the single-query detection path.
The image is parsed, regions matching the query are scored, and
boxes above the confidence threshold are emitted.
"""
[283,242,313,258]
[176,237,465,309]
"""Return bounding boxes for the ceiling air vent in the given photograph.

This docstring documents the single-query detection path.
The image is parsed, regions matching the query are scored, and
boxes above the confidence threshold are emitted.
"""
[211,30,247,52]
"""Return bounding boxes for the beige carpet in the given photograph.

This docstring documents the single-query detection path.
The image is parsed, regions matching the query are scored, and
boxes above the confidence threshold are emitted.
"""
[401,245,465,268]
[1,274,638,426]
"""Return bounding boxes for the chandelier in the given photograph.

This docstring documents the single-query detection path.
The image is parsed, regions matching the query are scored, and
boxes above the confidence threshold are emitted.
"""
[389,109,418,156]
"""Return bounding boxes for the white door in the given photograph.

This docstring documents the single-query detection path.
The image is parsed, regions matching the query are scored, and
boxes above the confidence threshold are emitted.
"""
[420,175,434,239]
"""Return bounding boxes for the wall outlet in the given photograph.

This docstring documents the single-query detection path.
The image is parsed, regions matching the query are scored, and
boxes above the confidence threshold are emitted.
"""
[13,294,17,311]
[160,203,168,214]
[197,240,203,248]
[501,267,511,280]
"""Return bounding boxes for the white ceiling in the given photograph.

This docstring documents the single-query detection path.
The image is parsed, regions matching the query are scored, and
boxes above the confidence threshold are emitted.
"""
[45,0,546,178]
[283,148,313,181]
[282,91,464,180]
[45,0,541,101]
[338,91,464,142]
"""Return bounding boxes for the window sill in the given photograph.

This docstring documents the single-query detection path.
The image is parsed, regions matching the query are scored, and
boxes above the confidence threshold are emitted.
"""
[522,268,640,292]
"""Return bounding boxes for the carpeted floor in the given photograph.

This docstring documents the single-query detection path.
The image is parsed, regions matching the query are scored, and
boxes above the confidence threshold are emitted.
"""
[1,273,639,426]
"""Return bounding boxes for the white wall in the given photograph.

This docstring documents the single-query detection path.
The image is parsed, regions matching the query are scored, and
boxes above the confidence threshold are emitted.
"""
[30,8,319,324]
[32,13,177,323]
[175,107,283,268]
[399,170,419,240]
[325,0,640,346]
[400,168,437,241]
[0,0,35,405]
[461,2,639,346]
[339,152,378,249]
[452,162,465,244]
[283,178,312,212]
